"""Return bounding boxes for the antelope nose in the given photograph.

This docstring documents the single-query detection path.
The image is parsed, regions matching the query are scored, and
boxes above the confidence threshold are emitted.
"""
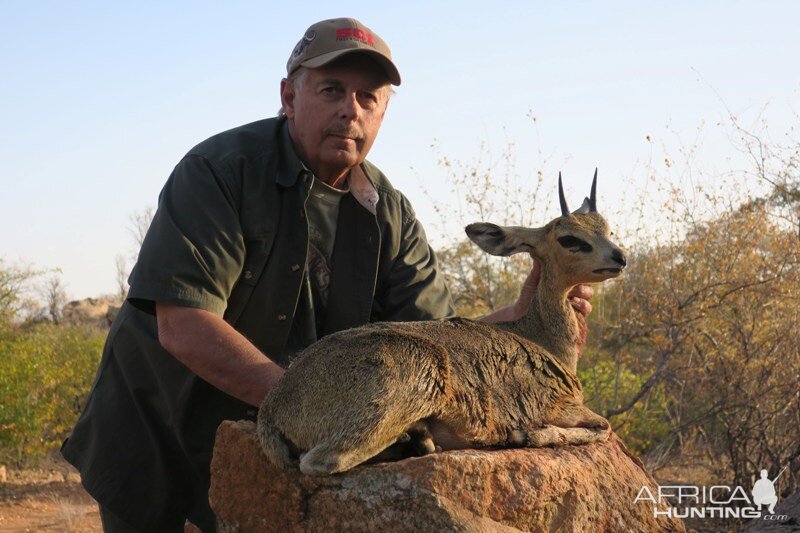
[611,249,627,267]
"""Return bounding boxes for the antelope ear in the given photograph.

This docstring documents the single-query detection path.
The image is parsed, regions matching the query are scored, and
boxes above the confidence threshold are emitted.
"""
[466,223,536,256]
[573,197,591,214]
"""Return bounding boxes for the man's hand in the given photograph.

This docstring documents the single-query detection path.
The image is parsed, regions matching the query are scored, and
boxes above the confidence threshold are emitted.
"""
[156,303,285,407]
[481,259,594,352]
[569,284,594,352]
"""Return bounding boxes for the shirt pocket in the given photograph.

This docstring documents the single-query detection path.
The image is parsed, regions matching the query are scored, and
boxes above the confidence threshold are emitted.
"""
[224,232,275,326]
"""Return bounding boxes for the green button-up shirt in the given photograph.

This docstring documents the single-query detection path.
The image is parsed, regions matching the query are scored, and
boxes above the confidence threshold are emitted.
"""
[61,116,454,529]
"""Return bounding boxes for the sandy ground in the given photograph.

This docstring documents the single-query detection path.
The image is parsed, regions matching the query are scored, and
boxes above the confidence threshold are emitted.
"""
[0,460,712,533]
[0,456,773,533]
[0,464,100,532]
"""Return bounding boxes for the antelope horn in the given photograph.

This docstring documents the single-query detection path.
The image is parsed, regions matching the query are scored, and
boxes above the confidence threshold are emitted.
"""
[589,168,598,212]
[558,172,570,217]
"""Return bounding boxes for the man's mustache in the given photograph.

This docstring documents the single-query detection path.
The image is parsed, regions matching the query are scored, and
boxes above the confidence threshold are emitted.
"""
[324,124,363,140]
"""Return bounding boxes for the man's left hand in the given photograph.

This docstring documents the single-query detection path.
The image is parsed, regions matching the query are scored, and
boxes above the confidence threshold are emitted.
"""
[512,260,594,312]
[568,284,593,351]
[481,260,595,355]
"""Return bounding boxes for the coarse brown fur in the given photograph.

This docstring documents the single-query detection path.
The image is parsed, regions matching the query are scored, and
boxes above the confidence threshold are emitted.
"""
[258,174,626,475]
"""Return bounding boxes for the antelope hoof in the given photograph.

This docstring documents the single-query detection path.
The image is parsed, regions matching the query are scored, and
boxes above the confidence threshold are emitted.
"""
[414,436,436,455]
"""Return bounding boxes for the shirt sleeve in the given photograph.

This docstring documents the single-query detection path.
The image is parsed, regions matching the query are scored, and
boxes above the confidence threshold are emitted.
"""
[380,195,456,321]
[127,154,245,317]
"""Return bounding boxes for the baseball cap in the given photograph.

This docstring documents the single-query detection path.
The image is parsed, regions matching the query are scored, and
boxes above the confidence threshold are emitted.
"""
[286,18,401,86]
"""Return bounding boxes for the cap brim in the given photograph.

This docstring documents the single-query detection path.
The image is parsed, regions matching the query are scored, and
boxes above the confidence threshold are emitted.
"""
[301,48,401,86]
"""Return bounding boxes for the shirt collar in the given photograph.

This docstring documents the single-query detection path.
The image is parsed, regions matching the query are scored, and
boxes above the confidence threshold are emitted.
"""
[275,116,380,213]
[276,117,309,188]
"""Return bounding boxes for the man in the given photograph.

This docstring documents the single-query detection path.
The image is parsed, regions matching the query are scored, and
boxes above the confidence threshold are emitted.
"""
[62,18,593,532]
[752,469,779,514]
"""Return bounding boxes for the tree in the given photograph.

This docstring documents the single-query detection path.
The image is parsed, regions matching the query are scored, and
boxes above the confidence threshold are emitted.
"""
[113,206,155,297]
[725,104,799,235]
[585,201,799,490]
[129,206,155,249]
[115,254,128,300]
[0,260,43,326]
[41,273,68,325]
[423,119,559,317]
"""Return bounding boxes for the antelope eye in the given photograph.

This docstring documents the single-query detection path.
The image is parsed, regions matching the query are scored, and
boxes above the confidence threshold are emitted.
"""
[557,235,593,253]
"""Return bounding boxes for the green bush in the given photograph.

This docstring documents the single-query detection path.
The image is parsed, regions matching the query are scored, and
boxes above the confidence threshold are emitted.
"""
[579,358,671,456]
[0,323,104,466]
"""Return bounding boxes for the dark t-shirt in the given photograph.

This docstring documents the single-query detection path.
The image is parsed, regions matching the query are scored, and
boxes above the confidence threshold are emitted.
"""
[285,177,349,360]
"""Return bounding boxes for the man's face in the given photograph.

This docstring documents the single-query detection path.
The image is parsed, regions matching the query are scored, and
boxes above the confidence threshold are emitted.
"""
[281,55,390,183]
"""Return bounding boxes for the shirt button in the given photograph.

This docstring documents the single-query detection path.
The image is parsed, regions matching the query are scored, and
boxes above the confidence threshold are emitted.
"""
[291,264,300,272]
[277,314,287,321]
[243,270,253,280]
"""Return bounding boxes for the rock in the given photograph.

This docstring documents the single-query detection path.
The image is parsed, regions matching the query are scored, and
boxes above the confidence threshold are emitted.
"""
[62,297,122,328]
[744,490,800,532]
[209,420,685,532]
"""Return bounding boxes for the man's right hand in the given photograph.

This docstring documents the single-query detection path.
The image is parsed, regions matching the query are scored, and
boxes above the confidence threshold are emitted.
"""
[156,303,285,407]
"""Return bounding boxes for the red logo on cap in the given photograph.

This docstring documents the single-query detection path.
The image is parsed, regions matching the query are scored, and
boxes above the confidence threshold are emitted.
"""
[336,27,375,46]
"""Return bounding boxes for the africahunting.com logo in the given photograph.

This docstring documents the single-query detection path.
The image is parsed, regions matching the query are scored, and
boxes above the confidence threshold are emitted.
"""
[634,467,789,521]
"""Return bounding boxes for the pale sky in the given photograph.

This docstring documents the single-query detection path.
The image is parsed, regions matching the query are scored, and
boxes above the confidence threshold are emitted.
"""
[2,1,799,299]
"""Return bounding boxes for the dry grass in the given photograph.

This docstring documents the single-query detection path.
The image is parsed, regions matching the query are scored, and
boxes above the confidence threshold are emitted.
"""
[0,459,100,532]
